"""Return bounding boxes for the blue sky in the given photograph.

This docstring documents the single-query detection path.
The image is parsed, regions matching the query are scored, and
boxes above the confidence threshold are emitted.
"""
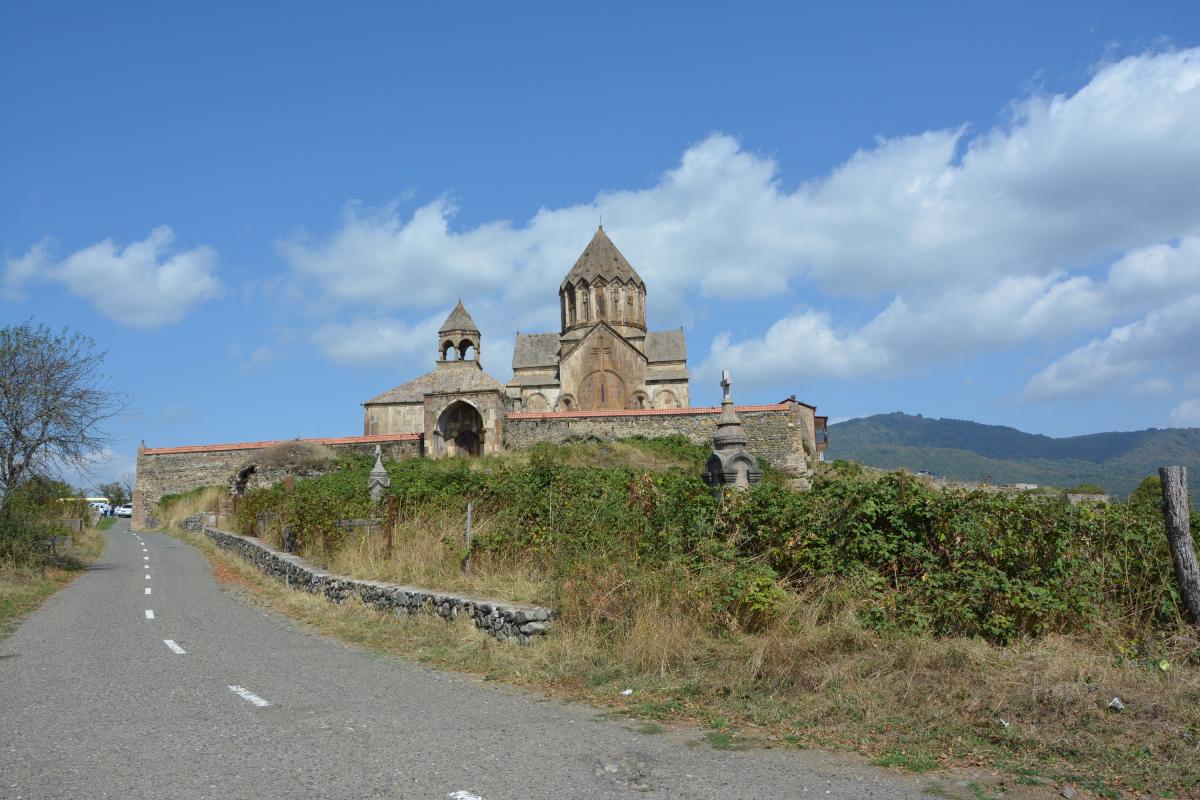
[3,2,1200,488]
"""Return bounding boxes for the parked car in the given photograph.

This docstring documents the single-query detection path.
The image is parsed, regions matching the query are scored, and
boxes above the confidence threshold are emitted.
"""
[89,501,111,516]
[115,504,133,518]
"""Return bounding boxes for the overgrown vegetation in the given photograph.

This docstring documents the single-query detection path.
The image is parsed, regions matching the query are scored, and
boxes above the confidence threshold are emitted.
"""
[189,437,1200,795]
[256,439,337,471]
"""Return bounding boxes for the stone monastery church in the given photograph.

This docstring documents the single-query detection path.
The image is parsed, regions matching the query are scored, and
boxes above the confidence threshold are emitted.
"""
[133,226,827,529]
[363,227,696,456]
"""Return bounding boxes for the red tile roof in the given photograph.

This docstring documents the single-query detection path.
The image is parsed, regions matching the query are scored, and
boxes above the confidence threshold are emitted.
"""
[142,433,421,456]
[507,403,792,420]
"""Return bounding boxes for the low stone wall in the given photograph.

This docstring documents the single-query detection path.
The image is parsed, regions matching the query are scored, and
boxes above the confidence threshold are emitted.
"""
[134,433,422,530]
[203,527,554,644]
[505,401,816,473]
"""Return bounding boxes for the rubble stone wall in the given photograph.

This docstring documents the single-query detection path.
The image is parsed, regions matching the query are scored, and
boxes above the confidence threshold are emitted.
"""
[505,402,815,473]
[133,435,421,530]
[203,526,554,644]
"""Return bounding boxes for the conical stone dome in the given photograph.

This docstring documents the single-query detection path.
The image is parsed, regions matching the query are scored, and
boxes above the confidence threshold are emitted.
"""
[439,300,479,334]
[559,227,647,335]
[560,226,645,291]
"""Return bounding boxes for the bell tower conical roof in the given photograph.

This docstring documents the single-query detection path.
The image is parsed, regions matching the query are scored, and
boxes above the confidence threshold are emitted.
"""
[560,226,645,290]
[439,300,479,334]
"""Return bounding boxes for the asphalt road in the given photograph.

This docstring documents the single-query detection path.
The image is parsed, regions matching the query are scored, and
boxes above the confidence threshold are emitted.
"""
[0,521,927,799]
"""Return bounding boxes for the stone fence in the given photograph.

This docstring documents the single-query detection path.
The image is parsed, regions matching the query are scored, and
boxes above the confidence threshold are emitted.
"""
[203,526,554,644]
[505,400,818,473]
[133,433,422,530]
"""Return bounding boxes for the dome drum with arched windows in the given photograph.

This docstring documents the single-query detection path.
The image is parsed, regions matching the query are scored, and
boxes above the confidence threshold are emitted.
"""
[510,226,690,412]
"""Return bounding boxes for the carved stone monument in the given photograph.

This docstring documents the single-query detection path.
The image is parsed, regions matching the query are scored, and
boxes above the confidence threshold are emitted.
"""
[368,445,390,504]
[703,370,762,490]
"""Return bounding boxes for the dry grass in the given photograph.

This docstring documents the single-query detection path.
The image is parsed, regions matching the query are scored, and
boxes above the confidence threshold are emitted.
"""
[156,486,225,530]
[256,440,337,471]
[164,517,1200,797]
[0,529,105,638]
[287,508,551,605]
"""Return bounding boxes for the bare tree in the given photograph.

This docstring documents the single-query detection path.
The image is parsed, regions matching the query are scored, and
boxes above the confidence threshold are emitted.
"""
[0,322,126,496]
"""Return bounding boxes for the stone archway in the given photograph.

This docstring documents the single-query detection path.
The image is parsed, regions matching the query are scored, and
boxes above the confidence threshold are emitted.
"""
[581,369,626,410]
[437,401,485,457]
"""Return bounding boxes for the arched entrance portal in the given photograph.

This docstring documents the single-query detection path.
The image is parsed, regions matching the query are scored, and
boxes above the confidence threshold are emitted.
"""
[437,401,485,457]
[580,370,626,410]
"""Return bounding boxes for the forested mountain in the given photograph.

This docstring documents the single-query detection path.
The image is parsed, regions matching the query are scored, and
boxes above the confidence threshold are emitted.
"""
[827,413,1200,500]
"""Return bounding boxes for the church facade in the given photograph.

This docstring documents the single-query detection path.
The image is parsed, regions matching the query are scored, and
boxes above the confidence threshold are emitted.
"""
[362,301,508,457]
[362,227,695,454]
[508,226,689,412]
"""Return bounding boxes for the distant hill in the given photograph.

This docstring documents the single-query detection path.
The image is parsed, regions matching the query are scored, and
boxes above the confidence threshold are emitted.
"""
[827,412,1200,501]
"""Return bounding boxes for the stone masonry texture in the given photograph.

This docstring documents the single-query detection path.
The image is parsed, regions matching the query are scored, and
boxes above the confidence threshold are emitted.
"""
[203,526,554,644]
[505,404,815,473]
[134,435,421,530]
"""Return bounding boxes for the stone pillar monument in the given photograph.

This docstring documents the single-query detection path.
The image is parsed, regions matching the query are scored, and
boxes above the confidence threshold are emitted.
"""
[368,445,391,504]
[703,370,762,489]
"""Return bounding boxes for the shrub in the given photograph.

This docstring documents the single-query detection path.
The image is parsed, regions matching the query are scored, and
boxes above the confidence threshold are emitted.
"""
[231,439,1190,645]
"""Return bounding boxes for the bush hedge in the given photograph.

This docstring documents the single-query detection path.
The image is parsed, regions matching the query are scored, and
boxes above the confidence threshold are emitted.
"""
[234,444,1195,645]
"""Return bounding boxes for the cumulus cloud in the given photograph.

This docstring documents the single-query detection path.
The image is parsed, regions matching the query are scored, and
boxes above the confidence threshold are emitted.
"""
[1022,294,1200,400]
[311,315,445,366]
[281,48,1200,403]
[3,226,221,326]
[1171,399,1200,427]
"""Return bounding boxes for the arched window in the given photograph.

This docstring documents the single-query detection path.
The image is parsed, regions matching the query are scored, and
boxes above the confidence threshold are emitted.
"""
[441,340,458,360]
[460,341,475,360]
[596,286,606,317]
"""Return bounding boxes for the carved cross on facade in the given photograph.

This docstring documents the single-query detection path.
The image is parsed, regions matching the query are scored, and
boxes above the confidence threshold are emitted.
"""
[591,342,613,371]
[721,369,732,403]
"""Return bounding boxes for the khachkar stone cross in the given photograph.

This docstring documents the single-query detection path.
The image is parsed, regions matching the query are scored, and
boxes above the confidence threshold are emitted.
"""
[591,342,613,370]
[368,444,390,504]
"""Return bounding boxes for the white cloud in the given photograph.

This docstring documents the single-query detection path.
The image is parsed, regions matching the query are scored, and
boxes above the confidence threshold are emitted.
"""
[280,48,1200,404]
[311,315,444,366]
[3,226,222,326]
[1171,399,1200,427]
[1022,294,1200,400]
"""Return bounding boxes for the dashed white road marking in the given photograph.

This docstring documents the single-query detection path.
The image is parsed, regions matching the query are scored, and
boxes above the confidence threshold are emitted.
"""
[145,609,155,620]
[143,556,149,560]
[449,792,485,800]
[163,639,186,655]
[145,587,152,595]
[145,574,151,580]
[227,685,270,707]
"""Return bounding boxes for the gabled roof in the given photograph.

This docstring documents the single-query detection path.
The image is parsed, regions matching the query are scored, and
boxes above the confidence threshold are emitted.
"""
[560,227,645,290]
[558,320,646,365]
[365,365,505,405]
[439,301,479,334]
[644,329,687,363]
[511,332,561,370]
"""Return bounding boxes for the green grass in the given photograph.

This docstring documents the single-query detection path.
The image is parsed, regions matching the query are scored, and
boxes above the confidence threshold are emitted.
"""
[97,517,117,531]
[870,748,940,772]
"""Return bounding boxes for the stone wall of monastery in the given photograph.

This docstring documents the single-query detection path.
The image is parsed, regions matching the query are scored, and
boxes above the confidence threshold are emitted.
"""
[133,435,422,530]
[503,402,815,473]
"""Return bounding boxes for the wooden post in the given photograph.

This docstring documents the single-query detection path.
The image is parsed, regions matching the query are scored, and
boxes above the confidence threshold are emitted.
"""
[463,498,473,574]
[1160,466,1200,623]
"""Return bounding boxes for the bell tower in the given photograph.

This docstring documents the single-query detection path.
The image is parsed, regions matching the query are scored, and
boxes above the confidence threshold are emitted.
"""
[437,300,481,366]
